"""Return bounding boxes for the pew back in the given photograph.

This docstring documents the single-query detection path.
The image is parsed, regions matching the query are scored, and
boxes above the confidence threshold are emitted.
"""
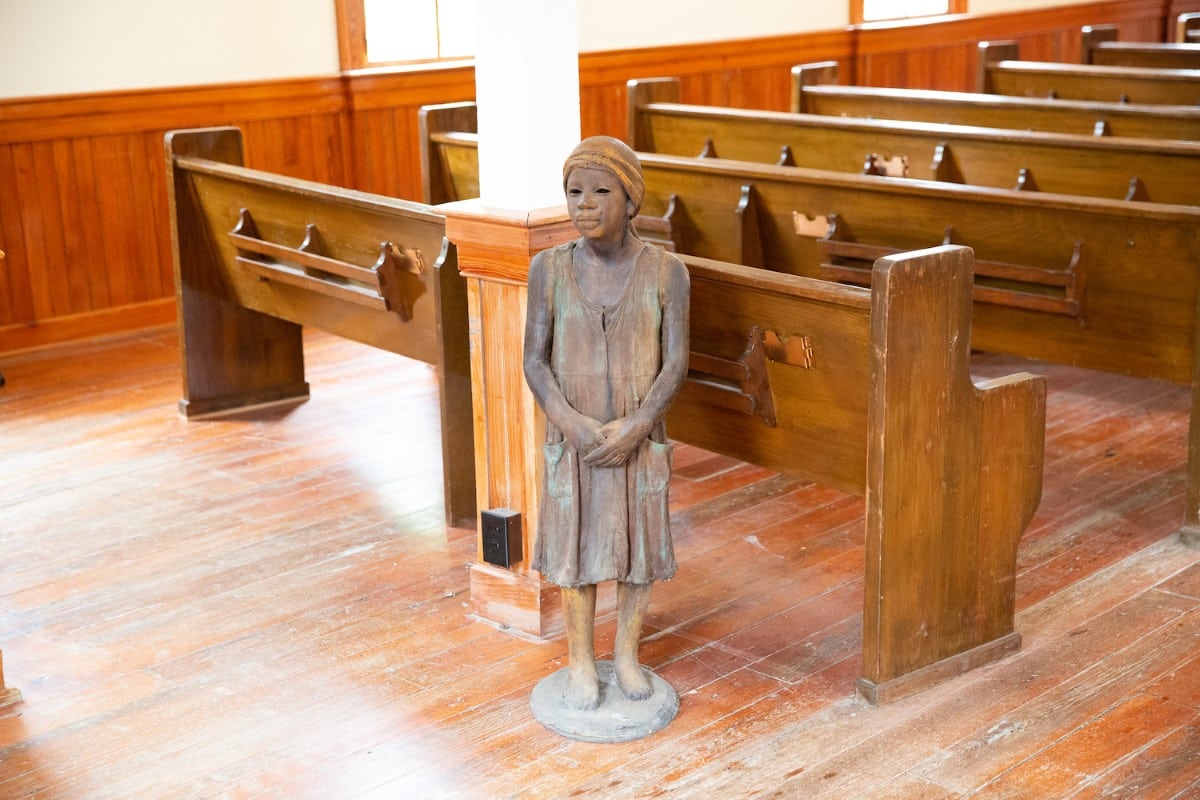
[978,40,1200,104]
[1081,23,1200,69]
[627,77,1200,204]
[1181,12,1200,43]
[635,153,1200,386]
[419,102,480,206]
[792,80,1200,141]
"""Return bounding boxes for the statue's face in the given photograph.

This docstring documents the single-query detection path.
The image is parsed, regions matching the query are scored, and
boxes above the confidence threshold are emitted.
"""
[565,166,634,242]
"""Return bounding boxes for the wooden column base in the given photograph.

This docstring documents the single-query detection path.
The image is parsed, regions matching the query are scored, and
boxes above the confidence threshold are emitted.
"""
[856,631,1022,706]
[469,562,564,638]
[442,199,577,636]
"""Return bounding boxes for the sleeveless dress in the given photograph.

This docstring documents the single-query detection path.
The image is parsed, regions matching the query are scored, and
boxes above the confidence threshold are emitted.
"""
[531,240,679,587]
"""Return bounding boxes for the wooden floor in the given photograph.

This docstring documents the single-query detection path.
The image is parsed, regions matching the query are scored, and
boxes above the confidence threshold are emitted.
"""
[1,326,1198,799]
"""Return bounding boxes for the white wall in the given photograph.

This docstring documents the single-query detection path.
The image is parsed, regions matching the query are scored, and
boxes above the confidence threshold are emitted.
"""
[0,0,340,98]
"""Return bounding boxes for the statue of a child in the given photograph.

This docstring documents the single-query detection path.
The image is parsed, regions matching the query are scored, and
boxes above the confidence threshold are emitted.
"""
[523,136,690,710]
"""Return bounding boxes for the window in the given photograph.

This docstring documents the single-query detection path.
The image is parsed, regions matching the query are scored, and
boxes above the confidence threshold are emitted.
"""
[335,0,475,71]
[853,0,966,24]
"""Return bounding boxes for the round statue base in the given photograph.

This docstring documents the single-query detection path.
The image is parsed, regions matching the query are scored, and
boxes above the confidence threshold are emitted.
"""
[530,660,679,743]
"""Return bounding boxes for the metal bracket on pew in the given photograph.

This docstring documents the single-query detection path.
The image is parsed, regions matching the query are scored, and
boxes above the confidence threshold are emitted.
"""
[228,208,426,321]
[1125,176,1149,202]
[778,145,797,167]
[698,138,718,159]
[686,325,782,427]
[1014,168,1039,192]
[633,194,682,252]
[864,153,909,177]
[930,143,964,183]
[800,213,1085,318]
[735,184,766,267]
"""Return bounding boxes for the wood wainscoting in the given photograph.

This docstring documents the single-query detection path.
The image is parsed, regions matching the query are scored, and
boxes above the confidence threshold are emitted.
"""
[0,0,1188,356]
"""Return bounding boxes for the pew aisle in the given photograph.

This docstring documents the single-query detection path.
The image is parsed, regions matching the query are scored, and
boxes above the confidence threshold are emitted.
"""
[1,326,1198,799]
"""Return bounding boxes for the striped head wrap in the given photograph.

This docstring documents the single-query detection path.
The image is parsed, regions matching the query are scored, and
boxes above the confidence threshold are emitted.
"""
[562,136,645,215]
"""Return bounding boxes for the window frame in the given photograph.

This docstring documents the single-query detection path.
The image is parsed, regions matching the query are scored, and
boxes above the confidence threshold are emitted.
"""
[851,0,967,25]
[334,0,475,71]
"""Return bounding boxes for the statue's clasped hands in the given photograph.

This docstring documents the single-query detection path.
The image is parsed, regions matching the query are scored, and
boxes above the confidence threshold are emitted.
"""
[574,416,651,468]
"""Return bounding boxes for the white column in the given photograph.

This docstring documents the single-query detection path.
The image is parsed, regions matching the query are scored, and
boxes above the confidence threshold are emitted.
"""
[473,0,580,210]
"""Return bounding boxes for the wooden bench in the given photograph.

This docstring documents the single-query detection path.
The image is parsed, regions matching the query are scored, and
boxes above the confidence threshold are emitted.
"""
[1081,24,1200,70]
[626,77,1200,204]
[676,246,1044,703]
[166,126,476,527]
[978,40,1200,104]
[790,61,1200,141]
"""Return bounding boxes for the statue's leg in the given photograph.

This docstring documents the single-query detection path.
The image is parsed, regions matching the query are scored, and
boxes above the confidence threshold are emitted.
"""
[614,582,654,700]
[561,584,600,710]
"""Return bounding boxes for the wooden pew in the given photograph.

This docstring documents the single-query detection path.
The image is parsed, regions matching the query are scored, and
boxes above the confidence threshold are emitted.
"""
[977,40,1200,104]
[791,61,1200,141]
[676,246,1044,703]
[166,127,476,527]
[626,77,1200,204]
[1081,24,1200,70]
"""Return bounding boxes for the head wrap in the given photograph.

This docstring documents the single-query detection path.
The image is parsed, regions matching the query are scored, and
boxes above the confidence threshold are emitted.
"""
[562,136,645,215]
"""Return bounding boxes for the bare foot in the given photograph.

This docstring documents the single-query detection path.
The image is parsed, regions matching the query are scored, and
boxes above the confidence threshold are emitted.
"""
[615,659,653,701]
[563,663,600,710]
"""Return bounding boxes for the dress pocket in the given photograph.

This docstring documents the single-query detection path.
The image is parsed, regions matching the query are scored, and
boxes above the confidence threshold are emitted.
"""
[637,440,673,495]
[543,440,576,499]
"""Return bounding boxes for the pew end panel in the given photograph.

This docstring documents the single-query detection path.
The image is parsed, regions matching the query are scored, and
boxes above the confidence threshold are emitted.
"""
[789,61,841,113]
[166,126,477,527]
[418,102,479,206]
[166,127,309,417]
[1181,12,1200,43]
[1080,24,1120,64]
[860,245,1045,704]
[627,77,683,148]
[976,40,1021,93]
